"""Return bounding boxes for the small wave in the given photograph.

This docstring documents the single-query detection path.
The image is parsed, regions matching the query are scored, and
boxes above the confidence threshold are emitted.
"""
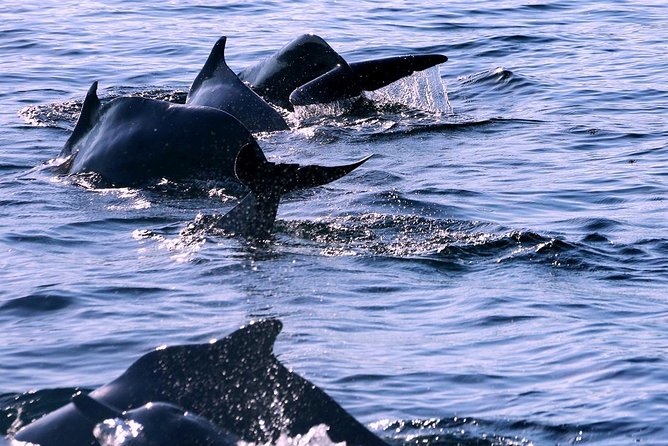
[375,416,611,446]
[1,388,86,435]
[0,294,74,315]
[273,213,571,267]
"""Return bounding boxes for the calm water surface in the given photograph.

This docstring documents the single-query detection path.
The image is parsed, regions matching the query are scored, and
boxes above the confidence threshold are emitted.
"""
[1,1,667,445]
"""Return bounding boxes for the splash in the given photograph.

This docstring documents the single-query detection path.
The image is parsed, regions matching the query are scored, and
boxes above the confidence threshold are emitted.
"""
[240,424,345,446]
[366,66,452,115]
[17,87,187,129]
[292,66,452,123]
[93,418,144,446]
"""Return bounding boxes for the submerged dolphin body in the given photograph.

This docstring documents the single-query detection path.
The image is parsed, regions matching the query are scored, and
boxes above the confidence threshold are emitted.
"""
[186,37,289,133]
[15,319,389,446]
[238,34,448,110]
[72,394,237,446]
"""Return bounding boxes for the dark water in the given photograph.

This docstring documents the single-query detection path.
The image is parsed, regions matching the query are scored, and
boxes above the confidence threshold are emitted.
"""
[1,1,667,445]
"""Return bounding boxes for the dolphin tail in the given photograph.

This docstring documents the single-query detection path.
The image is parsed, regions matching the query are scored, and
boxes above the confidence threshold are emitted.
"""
[62,81,102,156]
[210,144,369,238]
[349,54,448,91]
[71,392,123,423]
[289,54,447,107]
[234,143,372,196]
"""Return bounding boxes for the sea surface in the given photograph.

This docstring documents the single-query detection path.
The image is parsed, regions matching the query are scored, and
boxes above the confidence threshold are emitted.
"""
[1,1,667,445]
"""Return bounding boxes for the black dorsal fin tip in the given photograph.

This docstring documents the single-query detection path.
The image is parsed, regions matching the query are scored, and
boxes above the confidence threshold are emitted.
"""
[208,36,228,68]
[224,318,283,358]
[86,80,99,98]
[213,36,227,53]
[81,81,101,121]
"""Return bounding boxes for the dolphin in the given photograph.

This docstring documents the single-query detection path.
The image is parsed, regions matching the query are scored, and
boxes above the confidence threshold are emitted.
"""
[59,82,367,191]
[186,36,289,133]
[14,319,389,446]
[72,393,237,446]
[238,34,448,110]
[238,34,347,110]
[60,81,256,186]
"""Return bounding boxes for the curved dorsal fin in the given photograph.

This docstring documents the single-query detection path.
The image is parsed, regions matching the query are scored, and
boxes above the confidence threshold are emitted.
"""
[62,81,101,156]
[195,36,229,82]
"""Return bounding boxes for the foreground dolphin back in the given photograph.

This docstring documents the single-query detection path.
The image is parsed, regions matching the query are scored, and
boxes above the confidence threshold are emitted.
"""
[186,36,289,133]
[211,144,372,239]
[290,54,448,107]
[15,319,389,446]
[72,394,238,446]
[60,82,259,186]
[238,34,346,110]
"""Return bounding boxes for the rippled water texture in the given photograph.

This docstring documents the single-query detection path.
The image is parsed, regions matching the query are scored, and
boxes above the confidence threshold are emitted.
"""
[1,1,667,445]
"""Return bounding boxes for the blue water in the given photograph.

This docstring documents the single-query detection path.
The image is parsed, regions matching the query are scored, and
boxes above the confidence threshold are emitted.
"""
[1,1,667,445]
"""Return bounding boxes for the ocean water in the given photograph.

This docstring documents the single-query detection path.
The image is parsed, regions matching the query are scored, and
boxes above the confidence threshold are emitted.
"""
[1,1,667,445]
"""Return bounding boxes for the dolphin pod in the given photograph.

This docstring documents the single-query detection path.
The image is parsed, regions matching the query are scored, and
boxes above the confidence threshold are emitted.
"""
[14,319,390,446]
[189,34,447,131]
[59,82,370,238]
[23,34,448,443]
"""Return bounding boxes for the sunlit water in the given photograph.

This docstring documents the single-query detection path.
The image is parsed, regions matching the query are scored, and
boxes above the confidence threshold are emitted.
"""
[1,1,667,445]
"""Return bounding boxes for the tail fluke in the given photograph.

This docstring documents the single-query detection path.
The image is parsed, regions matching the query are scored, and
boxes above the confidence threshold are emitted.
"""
[234,143,372,196]
[213,144,370,239]
[349,54,448,92]
[289,62,361,107]
[289,53,448,107]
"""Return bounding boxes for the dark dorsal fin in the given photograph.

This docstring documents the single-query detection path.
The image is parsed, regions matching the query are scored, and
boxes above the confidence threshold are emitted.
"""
[217,318,283,359]
[62,81,101,156]
[72,392,123,423]
[190,36,229,91]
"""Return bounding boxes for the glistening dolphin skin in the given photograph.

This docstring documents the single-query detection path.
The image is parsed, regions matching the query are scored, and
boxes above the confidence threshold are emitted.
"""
[237,34,448,110]
[60,81,257,187]
[186,36,289,133]
[238,34,347,110]
[59,82,366,191]
[72,393,237,446]
[14,319,389,446]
